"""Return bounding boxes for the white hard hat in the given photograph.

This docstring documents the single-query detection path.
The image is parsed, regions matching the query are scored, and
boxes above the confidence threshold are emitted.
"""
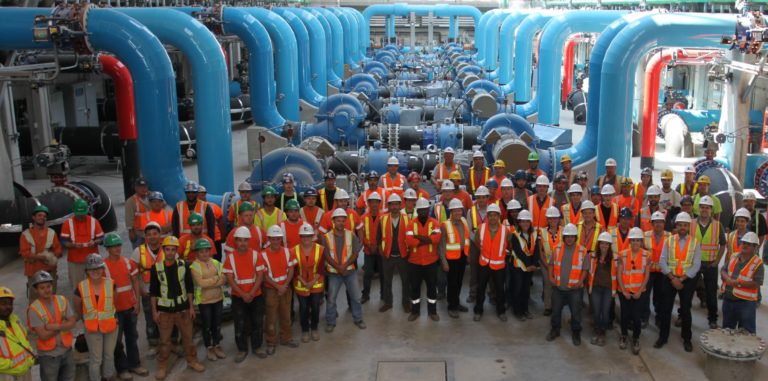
[334,188,350,200]
[628,227,644,240]
[581,200,596,210]
[299,223,315,236]
[500,178,513,188]
[535,175,549,187]
[646,185,662,196]
[331,208,348,219]
[699,195,714,207]
[517,209,532,221]
[675,212,692,224]
[734,207,751,220]
[267,225,283,238]
[684,166,695,173]
[567,183,583,194]
[416,198,430,210]
[562,223,578,236]
[144,221,162,232]
[742,231,760,245]
[601,184,616,195]
[442,180,455,191]
[387,193,402,204]
[444,147,455,154]
[475,186,490,197]
[234,226,251,239]
[387,156,399,166]
[545,206,561,218]
[651,211,666,221]
[507,199,522,210]
[597,232,613,243]
[448,199,464,210]
[368,192,382,201]
[487,203,502,215]
[238,181,252,191]
[605,158,617,167]
[744,191,757,201]
[472,150,484,158]
[404,188,418,200]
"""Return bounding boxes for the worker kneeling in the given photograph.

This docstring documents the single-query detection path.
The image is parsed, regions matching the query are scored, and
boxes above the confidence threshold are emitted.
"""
[721,232,763,334]
[617,228,651,355]
[546,223,588,346]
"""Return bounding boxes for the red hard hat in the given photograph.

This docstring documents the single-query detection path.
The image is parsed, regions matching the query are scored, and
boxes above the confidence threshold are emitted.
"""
[407,172,421,182]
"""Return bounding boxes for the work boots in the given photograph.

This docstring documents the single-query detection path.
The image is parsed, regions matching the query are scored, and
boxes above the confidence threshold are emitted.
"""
[188,361,206,373]
[155,366,167,381]
[631,337,641,355]
[619,335,628,350]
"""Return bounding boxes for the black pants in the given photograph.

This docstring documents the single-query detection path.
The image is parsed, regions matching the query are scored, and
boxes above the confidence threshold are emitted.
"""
[511,268,533,316]
[642,272,664,322]
[115,309,140,373]
[199,301,223,348]
[658,274,699,343]
[362,253,383,299]
[619,294,643,339]
[382,256,410,306]
[446,256,467,310]
[475,265,506,315]
[700,262,719,324]
[297,293,322,332]
[551,288,583,333]
[231,295,265,352]
[408,262,438,315]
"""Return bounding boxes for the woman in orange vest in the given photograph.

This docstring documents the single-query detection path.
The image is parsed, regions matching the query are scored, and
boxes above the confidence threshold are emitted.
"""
[616,228,651,355]
[509,210,540,321]
[293,224,326,342]
[588,232,615,347]
[721,231,763,334]
[74,254,118,381]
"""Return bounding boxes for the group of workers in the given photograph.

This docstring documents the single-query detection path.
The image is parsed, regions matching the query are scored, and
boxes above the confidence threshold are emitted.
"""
[1,148,763,381]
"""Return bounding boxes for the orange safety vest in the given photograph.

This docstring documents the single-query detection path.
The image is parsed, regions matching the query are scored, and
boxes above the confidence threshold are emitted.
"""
[318,188,333,211]
[435,162,461,180]
[294,244,325,295]
[611,227,631,254]
[468,166,491,193]
[300,206,324,228]
[78,278,117,334]
[539,226,561,263]
[27,295,74,351]
[638,207,666,232]
[528,195,551,228]
[727,230,745,257]
[618,248,649,293]
[553,243,587,288]
[667,235,697,277]
[138,244,160,283]
[597,203,619,229]
[260,247,292,284]
[722,254,763,301]
[361,213,380,248]
[478,223,508,270]
[380,172,406,196]
[175,200,207,235]
[468,205,485,231]
[136,209,172,231]
[380,213,410,257]
[324,230,355,273]
[577,223,601,252]
[644,230,670,272]
[679,182,698,197]
[511,230,537,270]
[442,218,470,260]
[562,203,582,225]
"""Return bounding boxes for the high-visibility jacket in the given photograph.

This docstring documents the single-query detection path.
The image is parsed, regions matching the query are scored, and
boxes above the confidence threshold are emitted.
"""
[128,194,149,229]
[442,218,470,260]
[294,244,325,296]
[78,278,117,334]
[61,215,103,263]
[357,188,388,213]
[618,248,649,293]
[154,259,189,309]
[561,203,582,225]
[175,201,208,235]
[360,212,380,253]
[588,250,617,294]
[319,208,360,234]
[727,230,745,258]
[380,172,406,197]
[478,223,509,270]
[27,295,74,352]
[189,259,223,305]
[256,207,285,232]
[528,195,552,228]
[228,199,257,227]
[610,227,631,254]
[405,218,442,265]
[223,250,263,298]
[552,243,587,288]
[693,219,722,262]
[179,233,216,262]
[279,219,304,249]
[434,162,461,182]
[433,202,449,223]
[260,246,294,287]
[103,256,138,312]
[380,213,410,258]
[634,183,647,203]
[468,166,491,194]
[597,175,622,189]
[511,230,537,270]
[644,230,670,272]
[467,205,486,232]
[0,314,35,376]
[614,194,640,217]
[20,227,60,276]
[667,235,698,277]
[679,182,698,197]
[318,188,334,211]
[722,253,763,301]
[223,224,265,254]
[577,223,601,252]
[597,202,619,229]
[639,207,666,232]
[539,226,561,264]
[136,244,161,284]
[135,209,172,232]
[300,206,324,228]
[324,230,356,273]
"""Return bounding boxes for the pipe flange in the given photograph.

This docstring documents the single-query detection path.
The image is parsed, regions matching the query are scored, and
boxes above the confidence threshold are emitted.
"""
[756,161,768,198]
[693,159,724,178]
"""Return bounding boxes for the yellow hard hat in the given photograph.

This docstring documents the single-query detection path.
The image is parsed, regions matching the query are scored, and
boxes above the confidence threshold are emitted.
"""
[493,159,505,168]
[0,287,15,299]
[697,175,711,185]
[162,235,180,247]
[449,171,462,180]
[560,155,572,163]
[660,169,673,180]
[622,177,633,186]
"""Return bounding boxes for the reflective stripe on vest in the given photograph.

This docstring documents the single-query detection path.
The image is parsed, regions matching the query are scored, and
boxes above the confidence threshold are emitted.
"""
[644,230,669,272]
[189,259,223,305]
[103,256,136,296]
[553,244,587,288]
[67,217,95,244]
[294,244,324,293]
[611,227,631,254]
[28,295,74,351]
[528,195,551,228]
[667,235,696,277]
[325,230,354,273]
[695,220,721,262]
[597,203,619,228]
[138,245,158,284]
[619,248,649,293]
[540,227,561,263]
[261,247,291,283]
[727,231,744,257]
[587,251,617,295]
[478,223,508,270]
[380,213,409,256]
[78,278,117,334]
[469,167,490,193]
[258,208,284,231]
[577,223,600,252]
[512,231,537,270]
[22,228,55,255]
[0,316,35,376]
[155,260,188,308]
[381,173,405,194]
[723,254,763,301]
[442,218,470,260]
[176,201,206,235]
[227,251,258,285]
[562,203,582,225]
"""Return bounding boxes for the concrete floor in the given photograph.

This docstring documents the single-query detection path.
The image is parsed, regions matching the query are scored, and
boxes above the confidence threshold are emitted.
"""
[7,112,768,381]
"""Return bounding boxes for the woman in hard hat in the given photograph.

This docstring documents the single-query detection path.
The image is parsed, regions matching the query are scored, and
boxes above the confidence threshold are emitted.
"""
[588,232,615,347]
[190,239,227,362]
[293,224,326,342]
[616,228,651,355]
[509,210,539,321]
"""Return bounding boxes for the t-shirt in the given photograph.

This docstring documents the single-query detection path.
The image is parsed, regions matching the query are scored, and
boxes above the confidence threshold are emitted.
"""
[593,252,613,289]
[659,188,682,211]
[60,216,104,263]
[223,250,265,298]
[27,296,76,356]
[149,260,194,313]
[280,219,304,249]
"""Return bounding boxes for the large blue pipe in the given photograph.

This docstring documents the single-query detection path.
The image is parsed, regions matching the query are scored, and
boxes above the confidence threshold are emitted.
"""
[342,7,367,61]
[336,8,362,63]
[388,15,396,42]
[306,9,342,87]
[474,9,499,67]
[449,16,457,39]
[535,11,626,125]
[0,8,53,49]
[312,8,344,80]
[117,8,232,195]
[362,5,481,50]
[280,8,327,99]
[482,10,510,71]
[362,4,409,50]
[245,7,300,121]
[513,13,554,102]
[597,14,734,175]
[433,5,482,49]
[332,7,360,70]
[497,12,533,85]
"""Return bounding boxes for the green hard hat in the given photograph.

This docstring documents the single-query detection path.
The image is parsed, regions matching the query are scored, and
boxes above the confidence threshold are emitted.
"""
[187,212,204,225]
[262,186,277,197]
[527,152,540,161]
[32,204,49,216]
[72,199,89,216]
[104,232,123,247]
[238,201,255,213]
[284,199,300,211]
[193,239,212,251]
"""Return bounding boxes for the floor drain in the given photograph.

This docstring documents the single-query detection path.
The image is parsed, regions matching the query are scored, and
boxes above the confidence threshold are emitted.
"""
[376,361,448,381]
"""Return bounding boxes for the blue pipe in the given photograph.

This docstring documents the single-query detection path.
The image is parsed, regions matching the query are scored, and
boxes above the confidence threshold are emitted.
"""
[597,14,735,175]
[301,94,367,146]
[474,9,499,67]
[433,5,482,50]
[332,7,360,70]
[342,7,367,60]
[483,10,510,71]
[480,113,536,145]
[513,13,554,102]
[245,7,300,121]
[388,15,396,42]
[535,11,626,125]
[249,147,325,190]
[273,8,324,107]
[497,12,533,85]
[672,109,721,133]
[341,73,379,101]
[362,4,409,49]
[449,16,457,39]
[307,8,342,88]
[0,8,53,49]
[312,8,345,80]
[337,8,362,63]
[117,8,232,195]
[283,8,328,97]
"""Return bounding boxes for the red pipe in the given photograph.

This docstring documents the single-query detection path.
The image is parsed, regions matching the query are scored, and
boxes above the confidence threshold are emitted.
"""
[640,49,714,162]
[560,35,577,106]
[99,55,136,141]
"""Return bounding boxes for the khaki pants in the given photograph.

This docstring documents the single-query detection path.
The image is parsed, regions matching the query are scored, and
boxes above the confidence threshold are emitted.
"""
[264,288,292,347]
[157,311,198,368]
[68,262,86,293]
[0,373,32,381]
[540,266,553,310]
[84,330,118,381]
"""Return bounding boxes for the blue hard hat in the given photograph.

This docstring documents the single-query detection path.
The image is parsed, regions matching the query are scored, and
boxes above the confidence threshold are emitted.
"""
[304,187,318,197]
[619,207,634,219]
[148,191,164,201]
[486,178,499,189]
[590,185,600,195]
[514,170,527,181]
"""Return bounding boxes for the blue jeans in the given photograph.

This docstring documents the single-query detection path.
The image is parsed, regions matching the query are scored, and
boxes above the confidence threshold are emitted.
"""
[326,271,363,325]
[590,286,613,333]
[551,288,583,333]
[115,309,141,373]
[38,349,75,381]
[722,298,757,334]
